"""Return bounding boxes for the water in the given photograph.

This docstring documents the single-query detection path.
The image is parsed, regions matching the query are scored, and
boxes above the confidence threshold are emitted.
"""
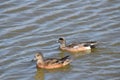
[0,0,120,80]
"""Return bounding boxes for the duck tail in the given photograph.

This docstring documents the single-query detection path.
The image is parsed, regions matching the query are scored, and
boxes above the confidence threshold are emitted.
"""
[89,41,97,48]
[61,55,70,61]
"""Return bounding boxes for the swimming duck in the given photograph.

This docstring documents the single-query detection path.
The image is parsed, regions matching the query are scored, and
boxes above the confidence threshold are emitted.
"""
[58,37,97,53]
[33,52,72,69]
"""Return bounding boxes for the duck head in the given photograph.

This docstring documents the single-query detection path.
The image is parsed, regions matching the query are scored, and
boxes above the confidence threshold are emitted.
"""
[58,38,66,44]
[34,52,44,64]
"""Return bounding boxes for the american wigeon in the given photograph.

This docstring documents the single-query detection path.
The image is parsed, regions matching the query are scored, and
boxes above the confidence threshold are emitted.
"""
[33,52,72,69]
[58,37,97,53]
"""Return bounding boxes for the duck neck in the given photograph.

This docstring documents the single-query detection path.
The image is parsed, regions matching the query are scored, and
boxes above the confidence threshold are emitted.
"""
[60,41,66,48]
[37,59,44,65]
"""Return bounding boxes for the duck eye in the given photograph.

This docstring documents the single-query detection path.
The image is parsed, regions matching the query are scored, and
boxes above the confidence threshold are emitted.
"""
[36,54,40,57]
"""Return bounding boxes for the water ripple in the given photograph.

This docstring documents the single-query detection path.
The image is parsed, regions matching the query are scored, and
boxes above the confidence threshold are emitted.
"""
[0,0,120,80]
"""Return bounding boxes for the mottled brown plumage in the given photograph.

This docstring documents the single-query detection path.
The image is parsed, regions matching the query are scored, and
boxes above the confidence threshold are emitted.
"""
[34,52,71,69]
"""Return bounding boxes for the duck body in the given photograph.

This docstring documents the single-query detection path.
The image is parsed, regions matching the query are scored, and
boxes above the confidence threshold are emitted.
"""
[34,53,71,69]
[58,38,97,53]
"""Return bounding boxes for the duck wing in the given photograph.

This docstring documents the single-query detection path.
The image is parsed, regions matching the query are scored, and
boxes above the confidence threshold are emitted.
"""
[59,55,70,61]
[45,56,71,65]
[45,58,58,65]
[67,43,79,48]
[59,55,71,65]
[68,41,97,48]
[82,41,97,48]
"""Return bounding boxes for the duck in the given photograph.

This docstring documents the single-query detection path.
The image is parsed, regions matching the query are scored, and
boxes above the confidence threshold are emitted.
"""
[33,52,72,69]
[58,37,97,53]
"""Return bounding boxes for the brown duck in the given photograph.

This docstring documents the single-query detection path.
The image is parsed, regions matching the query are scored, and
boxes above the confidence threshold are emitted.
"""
[33,52,72,69]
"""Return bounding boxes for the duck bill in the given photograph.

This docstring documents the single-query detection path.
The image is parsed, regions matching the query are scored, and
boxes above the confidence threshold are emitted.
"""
[56,40,59,43]
[31,57,37,62]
